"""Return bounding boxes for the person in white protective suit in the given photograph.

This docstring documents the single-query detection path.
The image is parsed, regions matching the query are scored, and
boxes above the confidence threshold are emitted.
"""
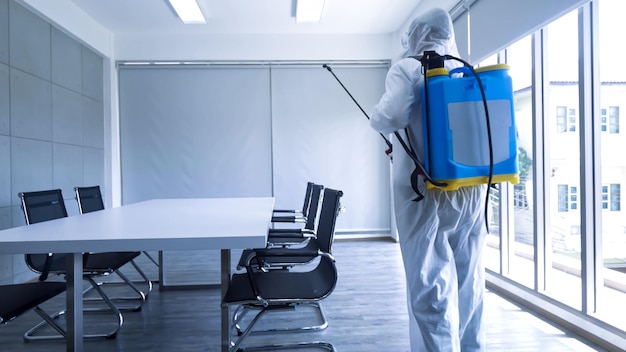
[370,8,488,352]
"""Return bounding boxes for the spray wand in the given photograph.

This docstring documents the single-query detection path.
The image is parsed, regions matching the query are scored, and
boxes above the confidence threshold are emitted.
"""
[322,64,447,191]
[322,64,393,159]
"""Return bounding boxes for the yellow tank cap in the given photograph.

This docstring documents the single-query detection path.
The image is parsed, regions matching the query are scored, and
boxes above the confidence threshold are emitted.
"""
[475,64,510,73]
[426,68,449,78]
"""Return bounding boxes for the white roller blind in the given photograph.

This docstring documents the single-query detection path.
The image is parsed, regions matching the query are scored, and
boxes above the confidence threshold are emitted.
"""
[118,65,273,204]
[270,64,391,233]
[452,0,588,63]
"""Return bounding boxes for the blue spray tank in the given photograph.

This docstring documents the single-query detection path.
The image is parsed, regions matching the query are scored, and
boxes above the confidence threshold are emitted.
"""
[417,52,520,191]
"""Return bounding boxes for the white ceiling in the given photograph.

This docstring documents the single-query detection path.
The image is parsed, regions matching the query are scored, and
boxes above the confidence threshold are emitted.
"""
[68,0,459,35]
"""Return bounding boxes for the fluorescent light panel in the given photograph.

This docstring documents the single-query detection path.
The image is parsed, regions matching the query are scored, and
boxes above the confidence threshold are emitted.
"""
[296,0,325,23]
[168,0,206,24]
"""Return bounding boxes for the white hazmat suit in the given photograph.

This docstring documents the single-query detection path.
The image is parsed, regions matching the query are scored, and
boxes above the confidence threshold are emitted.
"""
[370,8,487,352]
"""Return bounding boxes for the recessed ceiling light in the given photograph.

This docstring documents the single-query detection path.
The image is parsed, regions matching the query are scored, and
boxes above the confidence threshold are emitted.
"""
[296,0,325,23]
[168,0,206,24]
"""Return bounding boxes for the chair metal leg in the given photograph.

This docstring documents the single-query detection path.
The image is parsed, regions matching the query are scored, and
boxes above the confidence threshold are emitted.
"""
[82,273,146,312]
[229,309,267,352]
[23,277,124,341]
[238,341,336,351]
[233,302,328,335]
[129,259,154,297]
[142,251,159,267]
[111,268,147,311]
[229,306,335,352]
[82,260,152,311]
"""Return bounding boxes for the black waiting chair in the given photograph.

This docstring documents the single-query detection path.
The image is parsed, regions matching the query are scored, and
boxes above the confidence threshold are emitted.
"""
[75,185,159,268]
[1,276,66,338]
[18,189,143,340]
[238,187,338,272]
[224,188,343,351]
[271,181,315,223]
[74,186,153,298]
[266,183,324,248]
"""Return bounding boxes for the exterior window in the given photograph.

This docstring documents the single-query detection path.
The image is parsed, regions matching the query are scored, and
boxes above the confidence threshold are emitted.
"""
[601,108,607,132]
[568,108,577,132]
[610,184,621,211]
[557,106,567,133]
[558,185,580,212]
[558,184,569,212]
[570,186,578,210]
[609,106,620,134]
[602,184,621,211]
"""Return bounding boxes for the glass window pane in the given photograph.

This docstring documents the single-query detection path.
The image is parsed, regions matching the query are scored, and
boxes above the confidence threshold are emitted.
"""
[598,0,626,332]
[507,35,534,288]
[480,53,502,274]
[546,9,581,310]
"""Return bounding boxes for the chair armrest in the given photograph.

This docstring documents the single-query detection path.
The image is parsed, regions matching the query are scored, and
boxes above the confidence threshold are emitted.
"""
[268,228,315,235]
[238,246,321,268]
[268,232,314,240]
[273,209,302,214]
[271,215,306,223]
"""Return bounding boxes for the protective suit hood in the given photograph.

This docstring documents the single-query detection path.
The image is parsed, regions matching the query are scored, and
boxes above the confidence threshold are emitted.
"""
[405,8,460,59]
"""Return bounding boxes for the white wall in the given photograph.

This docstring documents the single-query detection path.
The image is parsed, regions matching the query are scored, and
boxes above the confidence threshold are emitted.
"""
[115,32,393,61]
[17,0,112,57]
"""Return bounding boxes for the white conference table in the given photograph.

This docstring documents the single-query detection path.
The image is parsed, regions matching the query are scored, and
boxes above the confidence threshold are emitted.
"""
[0,197,274,352]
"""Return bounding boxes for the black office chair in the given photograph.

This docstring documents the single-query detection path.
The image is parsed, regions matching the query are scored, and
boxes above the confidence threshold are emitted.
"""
[238,187,340,272]
[0,281,67,338]
[223,189,343,352]
[266,183,324,248]
[271,181,315,223]
[17,189,142,340]
[75,185,160,268]
[74,186,153,298]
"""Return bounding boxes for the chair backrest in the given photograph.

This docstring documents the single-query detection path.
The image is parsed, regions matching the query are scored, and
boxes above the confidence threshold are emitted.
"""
[300,181,315,214]
[19,189,68,225]
[75,185,105,214]
[303,184,324,230]
[315,188,343,254]
[18,189,68,280]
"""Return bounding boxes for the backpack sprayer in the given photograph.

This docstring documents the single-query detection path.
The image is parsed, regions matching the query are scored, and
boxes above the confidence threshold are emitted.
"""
[323,52,519,231]
[413,51,519,191]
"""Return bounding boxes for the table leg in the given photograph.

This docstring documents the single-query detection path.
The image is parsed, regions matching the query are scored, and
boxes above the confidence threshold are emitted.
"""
[158,250,165,291]
[66,253,83,352]
[221,249,231,352]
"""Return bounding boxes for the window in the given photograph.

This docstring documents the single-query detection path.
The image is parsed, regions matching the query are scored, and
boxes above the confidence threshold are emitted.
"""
[570,186,578,210]
[609,106,620,133]
[556,106,577,132]
[557,106,567,132]
[601,184,621,211]
[610,184,621,211]
[557,184,580,211]
[558,184,569,212]
[568,108,577,132]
